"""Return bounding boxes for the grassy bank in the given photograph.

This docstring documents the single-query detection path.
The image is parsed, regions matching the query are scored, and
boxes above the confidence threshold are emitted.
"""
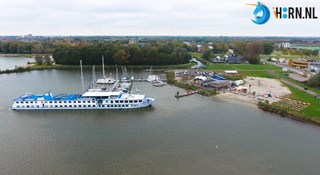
[258,101,320,126]
[258,102,288,116]
[0,67,31,74]
[0,53,51,58]
[286,84,320,119]
[258,82,320,125]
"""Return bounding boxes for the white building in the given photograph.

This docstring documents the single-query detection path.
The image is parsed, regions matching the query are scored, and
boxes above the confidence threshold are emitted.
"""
[228,49,234,54]
[309,64,320,73]
[279,43,291,48]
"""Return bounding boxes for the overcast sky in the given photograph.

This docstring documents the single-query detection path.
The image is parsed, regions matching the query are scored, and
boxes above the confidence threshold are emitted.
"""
[0,0,319,36]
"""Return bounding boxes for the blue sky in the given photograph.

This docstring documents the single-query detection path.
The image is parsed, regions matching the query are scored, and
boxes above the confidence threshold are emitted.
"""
[0,0,319,36]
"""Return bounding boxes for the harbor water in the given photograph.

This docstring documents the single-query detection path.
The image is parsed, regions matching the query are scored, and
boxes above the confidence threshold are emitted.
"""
[0,56,35,70]
[0,69,320,175]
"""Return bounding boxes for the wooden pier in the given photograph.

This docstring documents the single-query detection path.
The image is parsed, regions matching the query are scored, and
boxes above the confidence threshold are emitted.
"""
[175,90,198,98]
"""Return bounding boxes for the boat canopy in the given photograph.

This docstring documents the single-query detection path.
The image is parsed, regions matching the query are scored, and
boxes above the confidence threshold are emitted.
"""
[82,91,122,97]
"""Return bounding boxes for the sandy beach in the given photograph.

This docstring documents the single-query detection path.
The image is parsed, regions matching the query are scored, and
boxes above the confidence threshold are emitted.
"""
[215,77,291,105]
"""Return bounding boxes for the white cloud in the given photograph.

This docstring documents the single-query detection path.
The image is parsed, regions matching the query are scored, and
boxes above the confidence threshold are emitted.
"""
[0,0,319,36]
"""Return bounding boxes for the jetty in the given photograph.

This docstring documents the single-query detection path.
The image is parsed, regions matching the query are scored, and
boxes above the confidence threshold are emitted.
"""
[175,90,198,98]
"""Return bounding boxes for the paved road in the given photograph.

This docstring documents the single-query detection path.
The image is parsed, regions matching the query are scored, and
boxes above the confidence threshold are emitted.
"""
[268,70,320,98]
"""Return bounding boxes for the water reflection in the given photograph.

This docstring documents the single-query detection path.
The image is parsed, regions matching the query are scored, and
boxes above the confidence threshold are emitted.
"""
[0,69,320,175]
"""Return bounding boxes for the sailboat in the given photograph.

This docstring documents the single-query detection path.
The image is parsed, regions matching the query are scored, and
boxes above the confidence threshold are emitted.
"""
[12,60,155,110]
[96,56,116,84]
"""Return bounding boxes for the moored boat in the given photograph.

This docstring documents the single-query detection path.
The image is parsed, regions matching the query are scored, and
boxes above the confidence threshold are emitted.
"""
[96,56,116,84]
[12,91,155,110]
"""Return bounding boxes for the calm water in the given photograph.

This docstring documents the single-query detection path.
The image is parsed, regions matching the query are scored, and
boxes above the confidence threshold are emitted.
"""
[0,69,320,175]
[0,56,35,70]
[291,46,320,51]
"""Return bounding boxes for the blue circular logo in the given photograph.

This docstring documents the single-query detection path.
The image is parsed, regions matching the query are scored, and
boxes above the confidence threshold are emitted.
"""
[250,1,271,25]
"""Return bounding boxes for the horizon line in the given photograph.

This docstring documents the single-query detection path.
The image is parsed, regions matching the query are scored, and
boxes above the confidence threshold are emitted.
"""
[1,34,320,38]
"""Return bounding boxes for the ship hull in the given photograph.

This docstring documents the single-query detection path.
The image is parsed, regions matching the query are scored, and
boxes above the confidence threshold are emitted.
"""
[12,92,155,110]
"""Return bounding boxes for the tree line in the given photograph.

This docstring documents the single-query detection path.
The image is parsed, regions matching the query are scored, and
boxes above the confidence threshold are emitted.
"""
[0,41,54,54]
[53,42,192,65]
[277,48,319,56]
[201,41,274,64]
[1,39,318,66]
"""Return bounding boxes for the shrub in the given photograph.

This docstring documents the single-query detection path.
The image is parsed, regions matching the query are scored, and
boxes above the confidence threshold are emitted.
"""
[307,72,320,88]
[258,102,288,116]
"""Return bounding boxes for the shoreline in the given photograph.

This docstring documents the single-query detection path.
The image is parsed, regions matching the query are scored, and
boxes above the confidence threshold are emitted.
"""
[215,92,320,126]
[214,92,257,108]
[0,63,193,74]
[0,54,23,57]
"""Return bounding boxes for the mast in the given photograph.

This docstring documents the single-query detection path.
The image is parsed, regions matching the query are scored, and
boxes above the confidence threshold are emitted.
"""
[102,55,105,78]
[149,66,153,76]
[116,66,119,80]
[80,60,84,93]
[92,65,96,88]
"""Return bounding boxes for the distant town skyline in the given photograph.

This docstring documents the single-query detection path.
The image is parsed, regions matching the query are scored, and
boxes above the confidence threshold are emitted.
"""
[0,0,319,36]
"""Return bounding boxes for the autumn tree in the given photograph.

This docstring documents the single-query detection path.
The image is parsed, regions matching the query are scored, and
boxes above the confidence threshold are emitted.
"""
[263,42,274,55]
[113,49,130,65]
[35,55,43,65]
[232,41,247,56]
[202,47,213,60]
[245,41,264,64]
[44,55,53,65]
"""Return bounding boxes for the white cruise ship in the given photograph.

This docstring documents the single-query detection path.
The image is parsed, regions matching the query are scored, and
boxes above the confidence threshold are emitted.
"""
[12,60,155,110]
[12,91,155,110]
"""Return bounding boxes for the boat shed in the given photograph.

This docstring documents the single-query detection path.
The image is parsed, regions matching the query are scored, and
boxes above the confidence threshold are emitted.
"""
[201,79,215,87]
[211,80,230,90]
[204,80,230,90]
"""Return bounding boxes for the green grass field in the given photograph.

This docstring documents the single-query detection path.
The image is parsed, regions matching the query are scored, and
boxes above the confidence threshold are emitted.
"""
[285,84,320,119]
[239,71,275,78]
[261,50,320,60]
[205,63,282,79]
[206,63,281,71]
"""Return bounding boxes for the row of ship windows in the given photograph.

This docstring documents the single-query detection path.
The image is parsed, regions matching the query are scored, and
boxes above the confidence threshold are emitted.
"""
[15,104,138,108]
[16,101,95,104]
[15,100,143,104]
